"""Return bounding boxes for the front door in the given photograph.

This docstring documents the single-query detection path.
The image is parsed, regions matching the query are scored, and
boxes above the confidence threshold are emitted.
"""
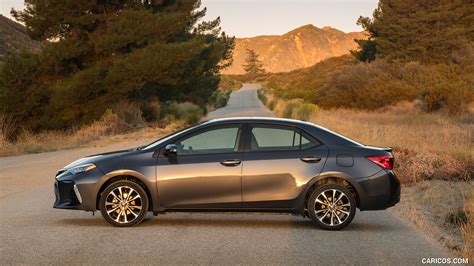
[156,124,244,209]
[242,124,328,209]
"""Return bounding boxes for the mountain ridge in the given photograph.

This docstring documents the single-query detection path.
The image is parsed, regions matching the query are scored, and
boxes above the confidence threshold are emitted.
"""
[224,24,366,74]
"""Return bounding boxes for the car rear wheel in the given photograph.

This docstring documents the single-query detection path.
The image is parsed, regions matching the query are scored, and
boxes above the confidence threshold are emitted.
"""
[100,180,149,227]
[308,184,356,230]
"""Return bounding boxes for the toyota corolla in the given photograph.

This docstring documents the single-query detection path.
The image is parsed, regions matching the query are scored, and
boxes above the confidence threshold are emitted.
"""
[54,117,400,229]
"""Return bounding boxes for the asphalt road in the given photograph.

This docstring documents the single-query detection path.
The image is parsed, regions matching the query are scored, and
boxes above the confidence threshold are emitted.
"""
[204,83,274,120]
[0,84,448,265]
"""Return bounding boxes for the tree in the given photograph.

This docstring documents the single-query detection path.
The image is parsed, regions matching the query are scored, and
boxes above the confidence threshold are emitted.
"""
[243,49,265,74]
[353,0,474,63]
[1,0,234,135]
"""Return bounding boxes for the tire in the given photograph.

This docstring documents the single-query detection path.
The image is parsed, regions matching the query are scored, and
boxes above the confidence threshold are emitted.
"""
[100,180,149,227]
[307,184,356,230]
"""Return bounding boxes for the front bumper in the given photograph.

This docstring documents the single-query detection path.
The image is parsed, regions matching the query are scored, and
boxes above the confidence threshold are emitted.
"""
[53,180,82,209]
[357,170,401,210]
[53,167,104,211]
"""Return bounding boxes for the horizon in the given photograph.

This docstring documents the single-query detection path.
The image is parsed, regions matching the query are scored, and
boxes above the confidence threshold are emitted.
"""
[1,0,378,37]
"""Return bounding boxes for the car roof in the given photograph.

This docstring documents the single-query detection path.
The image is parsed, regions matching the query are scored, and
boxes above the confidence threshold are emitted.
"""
[201,117,363,147]
[202,116,314,126]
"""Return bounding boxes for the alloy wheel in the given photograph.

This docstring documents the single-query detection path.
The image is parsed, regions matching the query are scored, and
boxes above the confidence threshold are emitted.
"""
[104,185,143,224]
[314,188,351,227]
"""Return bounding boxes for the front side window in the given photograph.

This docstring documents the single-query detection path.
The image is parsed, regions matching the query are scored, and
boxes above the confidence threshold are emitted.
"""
[175,126,241,155]
[250,125,318,151]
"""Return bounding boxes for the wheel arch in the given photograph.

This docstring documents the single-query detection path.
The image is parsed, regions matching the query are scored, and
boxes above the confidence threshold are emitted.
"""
[298,172,364,215]
[96,170,155,211]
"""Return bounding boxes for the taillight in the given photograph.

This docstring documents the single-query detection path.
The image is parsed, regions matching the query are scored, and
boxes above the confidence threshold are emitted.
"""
[366,155,394,170]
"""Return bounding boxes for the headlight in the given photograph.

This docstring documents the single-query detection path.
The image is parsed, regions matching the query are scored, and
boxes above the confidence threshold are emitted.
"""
[68,163,96,175]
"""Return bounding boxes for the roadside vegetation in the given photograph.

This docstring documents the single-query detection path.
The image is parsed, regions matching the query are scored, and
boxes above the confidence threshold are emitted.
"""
[208,76,243,111]
[0,1,235,142]
[245,0,473,116]
[0,76,241,157]
[0,0,241,156]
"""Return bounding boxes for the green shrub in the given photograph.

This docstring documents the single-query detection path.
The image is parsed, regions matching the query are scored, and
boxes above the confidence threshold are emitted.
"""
[140,99,161,122]
[218,76,243,91]
[210,89,232,109]
[295,103,319,121]
[420,83,473,115]
[318,60,418,110]
[257,89,267,105]
[283,102,299,118]
[112,102,145,128]
[267,100,276,111]
[260,54,473,115]
[162,102,204,125]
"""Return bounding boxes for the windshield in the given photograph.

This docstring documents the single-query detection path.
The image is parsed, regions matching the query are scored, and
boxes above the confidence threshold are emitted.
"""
[142,124,199,150]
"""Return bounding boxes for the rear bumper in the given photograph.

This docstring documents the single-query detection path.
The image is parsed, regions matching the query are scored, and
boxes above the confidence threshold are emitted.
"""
[357,170,400,211]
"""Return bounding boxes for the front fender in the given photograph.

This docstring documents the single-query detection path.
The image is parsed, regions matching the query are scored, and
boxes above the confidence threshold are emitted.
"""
[95,170,160,211]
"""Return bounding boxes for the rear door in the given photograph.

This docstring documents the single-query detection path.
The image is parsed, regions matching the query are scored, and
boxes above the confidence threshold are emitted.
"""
[241,123,328,209]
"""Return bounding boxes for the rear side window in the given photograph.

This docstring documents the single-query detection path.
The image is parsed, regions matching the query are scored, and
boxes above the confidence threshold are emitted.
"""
[249,125,319,151]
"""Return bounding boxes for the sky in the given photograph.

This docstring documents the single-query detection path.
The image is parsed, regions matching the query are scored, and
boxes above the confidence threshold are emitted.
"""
[0,0,378,37]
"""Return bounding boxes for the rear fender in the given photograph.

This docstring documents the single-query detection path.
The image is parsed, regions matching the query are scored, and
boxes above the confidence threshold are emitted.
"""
[295,171,366,214]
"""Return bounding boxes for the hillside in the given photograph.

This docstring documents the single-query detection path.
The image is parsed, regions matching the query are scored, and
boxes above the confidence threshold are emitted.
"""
[262,54,356,100]
[0,15,41,61]
[223,24,365,74]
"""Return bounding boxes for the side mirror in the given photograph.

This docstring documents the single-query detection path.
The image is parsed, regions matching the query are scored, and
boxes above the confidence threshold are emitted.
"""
[164,144,177,156]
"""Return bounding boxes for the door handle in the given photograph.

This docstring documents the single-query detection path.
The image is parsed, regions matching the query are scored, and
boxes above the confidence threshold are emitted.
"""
[220,159,241,167]
[300,156,322,163]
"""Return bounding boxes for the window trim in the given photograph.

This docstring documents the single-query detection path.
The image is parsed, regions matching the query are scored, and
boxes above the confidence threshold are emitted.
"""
[159,123,245,157]
[244,123,323,153]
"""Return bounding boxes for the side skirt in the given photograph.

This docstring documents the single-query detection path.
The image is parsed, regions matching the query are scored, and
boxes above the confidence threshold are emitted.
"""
[161,208,301,215]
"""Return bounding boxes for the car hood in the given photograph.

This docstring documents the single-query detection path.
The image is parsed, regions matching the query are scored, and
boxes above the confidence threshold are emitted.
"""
[63,149,134,169]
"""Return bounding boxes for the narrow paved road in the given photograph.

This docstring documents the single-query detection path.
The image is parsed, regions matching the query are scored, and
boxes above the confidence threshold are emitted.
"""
[1,84,447,264]
[204,83,274,120]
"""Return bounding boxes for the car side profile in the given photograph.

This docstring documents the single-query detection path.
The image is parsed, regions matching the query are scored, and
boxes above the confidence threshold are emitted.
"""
[54,117,400,229]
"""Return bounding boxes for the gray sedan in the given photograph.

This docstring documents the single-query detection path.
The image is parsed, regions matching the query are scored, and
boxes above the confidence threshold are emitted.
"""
[54,117,400,229]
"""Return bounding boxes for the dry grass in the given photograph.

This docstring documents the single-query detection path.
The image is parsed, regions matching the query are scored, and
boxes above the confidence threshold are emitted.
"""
[392,181,473,260]
[0,111,182,157]
[271,98,473,160]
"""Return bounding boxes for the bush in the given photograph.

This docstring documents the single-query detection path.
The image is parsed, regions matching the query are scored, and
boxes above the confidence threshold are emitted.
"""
[0,113,18,142]
[421,84,473,115]
[257,89,267,105]
[210,89,232,109]
[267,100,276,111]
[282,102,299,118]
[260,54,473,115]
[140,99,161,122]
[318,60,418,110]
[218,76,243,91]
[112,102,145,128]
[295,103,319,121]
[162,102,203,125]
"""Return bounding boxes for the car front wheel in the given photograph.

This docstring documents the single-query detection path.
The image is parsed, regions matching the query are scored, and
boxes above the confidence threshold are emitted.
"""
[308,184,356,230]
[100,180,149,227]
